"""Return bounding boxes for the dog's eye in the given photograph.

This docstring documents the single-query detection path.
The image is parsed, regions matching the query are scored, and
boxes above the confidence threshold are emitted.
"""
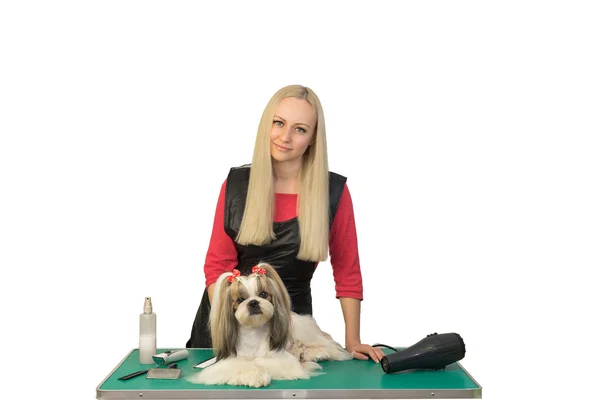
[259,292,268,299]
[236,297,244,303]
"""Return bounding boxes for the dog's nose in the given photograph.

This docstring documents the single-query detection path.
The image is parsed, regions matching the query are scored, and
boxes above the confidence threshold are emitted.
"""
[248,299,259,308]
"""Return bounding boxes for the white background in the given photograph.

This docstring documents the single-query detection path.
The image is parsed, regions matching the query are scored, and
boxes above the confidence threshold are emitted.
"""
[1,1,599,399]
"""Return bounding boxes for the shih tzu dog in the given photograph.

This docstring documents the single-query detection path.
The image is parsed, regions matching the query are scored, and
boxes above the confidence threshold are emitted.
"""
[187,263,352,388]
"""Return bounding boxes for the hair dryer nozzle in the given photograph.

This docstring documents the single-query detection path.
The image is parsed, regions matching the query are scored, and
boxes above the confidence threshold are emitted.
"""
[381,333,465,374]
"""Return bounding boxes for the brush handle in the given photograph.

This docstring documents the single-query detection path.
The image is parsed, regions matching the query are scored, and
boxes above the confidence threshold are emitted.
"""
[117,369,149,380]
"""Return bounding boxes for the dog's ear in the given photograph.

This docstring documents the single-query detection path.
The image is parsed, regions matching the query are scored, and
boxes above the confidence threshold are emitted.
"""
[209,272,238,361]
[258,263,292,351]
[259,263,291,309]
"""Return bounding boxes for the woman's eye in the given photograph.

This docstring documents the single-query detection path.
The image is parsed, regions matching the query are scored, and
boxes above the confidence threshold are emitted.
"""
[273,120,283,127]
[296,127,306,133]
[259,292,268,299]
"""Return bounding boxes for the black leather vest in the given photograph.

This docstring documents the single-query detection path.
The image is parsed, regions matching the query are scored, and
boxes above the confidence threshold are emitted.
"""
[224,164,347,315]
[185,164,347,349]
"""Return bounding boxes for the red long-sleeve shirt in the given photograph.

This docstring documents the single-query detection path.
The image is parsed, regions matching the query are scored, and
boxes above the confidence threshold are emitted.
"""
[203,179,363,300]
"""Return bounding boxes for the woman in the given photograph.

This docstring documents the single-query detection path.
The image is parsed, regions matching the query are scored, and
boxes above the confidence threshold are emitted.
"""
[186,84,384,363]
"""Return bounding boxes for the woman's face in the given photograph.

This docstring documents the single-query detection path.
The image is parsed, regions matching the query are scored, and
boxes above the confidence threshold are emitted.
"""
[270,97,316,164]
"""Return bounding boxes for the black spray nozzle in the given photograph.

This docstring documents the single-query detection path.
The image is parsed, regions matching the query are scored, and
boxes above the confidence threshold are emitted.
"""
[380,332,465,374]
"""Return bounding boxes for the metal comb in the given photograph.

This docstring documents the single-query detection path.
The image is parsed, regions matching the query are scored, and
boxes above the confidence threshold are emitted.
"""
[146,363,182,380]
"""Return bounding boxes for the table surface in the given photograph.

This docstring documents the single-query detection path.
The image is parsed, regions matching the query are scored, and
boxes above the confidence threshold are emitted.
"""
[96,348,482,399]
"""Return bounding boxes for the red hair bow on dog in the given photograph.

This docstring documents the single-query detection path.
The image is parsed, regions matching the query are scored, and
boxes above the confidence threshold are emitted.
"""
[252,265,267,275]
[228,269,241,283]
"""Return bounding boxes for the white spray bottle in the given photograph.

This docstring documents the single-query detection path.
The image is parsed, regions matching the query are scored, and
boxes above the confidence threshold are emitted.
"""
[139,297,157,364]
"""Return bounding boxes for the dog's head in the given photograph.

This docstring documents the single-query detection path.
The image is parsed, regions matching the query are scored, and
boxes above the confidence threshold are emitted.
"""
[209,262,292,360]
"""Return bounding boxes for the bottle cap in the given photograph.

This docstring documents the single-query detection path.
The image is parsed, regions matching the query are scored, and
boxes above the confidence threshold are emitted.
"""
[144,297,153,314]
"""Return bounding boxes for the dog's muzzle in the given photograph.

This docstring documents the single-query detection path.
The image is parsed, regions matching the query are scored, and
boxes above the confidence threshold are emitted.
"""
[247,299,262,315]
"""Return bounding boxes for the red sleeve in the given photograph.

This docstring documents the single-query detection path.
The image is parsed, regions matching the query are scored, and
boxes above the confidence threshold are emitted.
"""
[204,179,239,287]
[329,184,364,300]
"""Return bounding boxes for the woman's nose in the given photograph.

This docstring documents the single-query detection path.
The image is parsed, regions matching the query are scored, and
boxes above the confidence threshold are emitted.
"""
[280,127,293,142]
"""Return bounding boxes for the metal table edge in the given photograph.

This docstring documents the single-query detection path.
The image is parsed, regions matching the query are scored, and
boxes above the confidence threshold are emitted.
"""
[97,387,481,399]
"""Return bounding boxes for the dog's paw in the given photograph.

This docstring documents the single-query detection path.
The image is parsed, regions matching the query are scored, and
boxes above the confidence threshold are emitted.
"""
[228,367,271,388]
[299,346,329,362]
[187,369,227,386]
[287,340,308,361]
[326,345,353,361]
[296,343,352,362]
[301,360,324,376]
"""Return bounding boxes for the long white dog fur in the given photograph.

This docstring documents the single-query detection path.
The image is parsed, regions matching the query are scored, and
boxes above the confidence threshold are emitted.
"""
[187,262,351,387]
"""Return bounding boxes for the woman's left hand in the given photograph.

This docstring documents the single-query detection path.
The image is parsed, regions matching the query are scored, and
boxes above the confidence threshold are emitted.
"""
[346,342,385,363]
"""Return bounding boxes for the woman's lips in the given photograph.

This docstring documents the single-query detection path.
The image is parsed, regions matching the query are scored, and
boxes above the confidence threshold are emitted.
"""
[273,143,292,152]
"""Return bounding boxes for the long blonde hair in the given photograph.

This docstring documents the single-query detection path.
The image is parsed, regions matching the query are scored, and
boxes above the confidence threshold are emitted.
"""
[235,85,330,262]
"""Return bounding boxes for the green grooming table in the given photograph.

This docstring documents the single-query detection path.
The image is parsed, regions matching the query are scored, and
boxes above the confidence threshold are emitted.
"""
[96,348,482,399]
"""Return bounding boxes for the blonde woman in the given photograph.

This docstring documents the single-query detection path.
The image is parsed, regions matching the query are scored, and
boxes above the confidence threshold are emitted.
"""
[186,85,384,363]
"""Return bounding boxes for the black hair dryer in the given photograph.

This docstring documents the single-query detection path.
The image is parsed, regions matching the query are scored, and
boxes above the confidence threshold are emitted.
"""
[380,332,466,374]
